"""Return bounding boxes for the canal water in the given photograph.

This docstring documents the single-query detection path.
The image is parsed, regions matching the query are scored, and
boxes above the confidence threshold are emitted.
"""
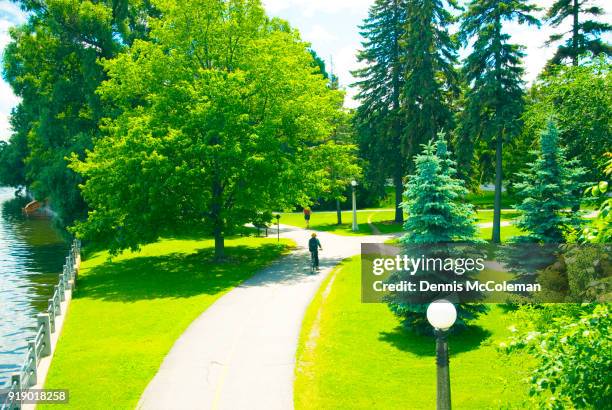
[0,187,68,387]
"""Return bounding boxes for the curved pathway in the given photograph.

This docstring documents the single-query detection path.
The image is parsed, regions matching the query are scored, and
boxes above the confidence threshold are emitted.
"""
[138,225,390,410]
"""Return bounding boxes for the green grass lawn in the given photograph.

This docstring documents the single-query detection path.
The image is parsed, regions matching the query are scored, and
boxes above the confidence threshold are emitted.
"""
[280,210,402,235]
[281,208,521,238]
[478,224,525,242]
[41,236,294,409]
[295,257,534,410]
[467,191,519,209]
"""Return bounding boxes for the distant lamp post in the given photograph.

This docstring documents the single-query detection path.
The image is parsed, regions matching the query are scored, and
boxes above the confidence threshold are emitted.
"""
[351,180,358,231]
[426,299,457,410]
[275,214,281,242]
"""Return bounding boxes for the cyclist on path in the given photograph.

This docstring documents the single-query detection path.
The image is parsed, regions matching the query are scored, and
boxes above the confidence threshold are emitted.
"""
[308,233,323,270]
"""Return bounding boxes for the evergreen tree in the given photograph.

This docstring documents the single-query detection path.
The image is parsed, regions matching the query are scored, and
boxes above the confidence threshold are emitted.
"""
[514,119,587,243]
[353,0,408,223]
[545,0,612,66]
[459,0,540,243]
[401,133,479,244]
[387,133,486,334]
[403,0,459,170]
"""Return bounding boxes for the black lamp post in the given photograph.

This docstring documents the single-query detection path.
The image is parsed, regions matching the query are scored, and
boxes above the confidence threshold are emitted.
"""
[426,299,457,410]
[275,214,281,242]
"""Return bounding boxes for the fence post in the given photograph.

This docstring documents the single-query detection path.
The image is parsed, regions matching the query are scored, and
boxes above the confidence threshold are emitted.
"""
[64,264,72,290]
[26,341,37,386]
[53,286,61,316]
[58,274,66,301]
[10,373,21,408]
[47,299,56,333]
[37,314,52,357]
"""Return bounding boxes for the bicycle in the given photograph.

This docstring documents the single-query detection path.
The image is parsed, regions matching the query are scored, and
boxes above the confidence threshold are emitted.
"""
[310,251,319,274]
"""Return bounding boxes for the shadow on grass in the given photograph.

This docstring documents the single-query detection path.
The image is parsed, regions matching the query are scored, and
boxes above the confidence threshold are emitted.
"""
[379,325,492,357]
[374,221,404,234]
[76,244,289,302]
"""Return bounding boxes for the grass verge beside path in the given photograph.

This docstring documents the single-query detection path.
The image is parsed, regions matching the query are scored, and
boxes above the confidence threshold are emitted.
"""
[281,209,521,236]
[280,210,400,235]
[41,236,294,409]
[295,257,534,410]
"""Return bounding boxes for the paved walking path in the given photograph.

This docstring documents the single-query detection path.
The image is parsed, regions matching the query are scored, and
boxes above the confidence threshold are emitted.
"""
[138,225,390,410]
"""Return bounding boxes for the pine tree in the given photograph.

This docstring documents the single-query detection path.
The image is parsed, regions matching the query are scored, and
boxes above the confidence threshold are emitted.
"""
[386,133,486,334]
[403,0,459,169]
[545,0,612,66]
[514,119,587,243]
[353,0,408,223]
[401,133,479,244]
[459,0,540,243]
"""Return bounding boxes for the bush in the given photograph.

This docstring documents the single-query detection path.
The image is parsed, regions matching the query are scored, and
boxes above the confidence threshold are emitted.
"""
[503,305,611,409]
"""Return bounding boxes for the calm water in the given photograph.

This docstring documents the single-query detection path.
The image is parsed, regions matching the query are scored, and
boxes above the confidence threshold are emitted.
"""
[0,187,68,387]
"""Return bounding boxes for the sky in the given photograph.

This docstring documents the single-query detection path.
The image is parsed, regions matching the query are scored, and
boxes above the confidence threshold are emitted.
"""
[0,0,610,141]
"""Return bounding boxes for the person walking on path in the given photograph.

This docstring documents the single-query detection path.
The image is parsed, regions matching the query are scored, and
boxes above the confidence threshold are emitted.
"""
[303,207,311,228]
[308,233,323,270]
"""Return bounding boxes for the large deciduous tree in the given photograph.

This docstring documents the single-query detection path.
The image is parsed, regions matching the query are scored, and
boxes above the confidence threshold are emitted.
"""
[521,57,611,183]
[71,0,343,259]
[545,0,611,66]
[353,0,408,223]
[459,0,540,243]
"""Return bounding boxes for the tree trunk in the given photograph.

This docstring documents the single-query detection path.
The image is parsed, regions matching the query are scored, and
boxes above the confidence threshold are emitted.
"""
[211,175,225,261]
[394,171,404,223]
[214,227,225,261]
[492,13,503,244]
[492,133,503,244]
[391,3,403,225]
[336,199,342,225]
[572,0,579,66]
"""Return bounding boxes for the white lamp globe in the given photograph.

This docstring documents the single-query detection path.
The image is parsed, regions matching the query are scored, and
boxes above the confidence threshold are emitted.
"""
[426,299,457,330]
[351,180,358,187]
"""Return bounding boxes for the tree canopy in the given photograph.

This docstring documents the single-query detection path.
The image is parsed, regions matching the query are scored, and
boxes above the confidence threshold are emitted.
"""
[545,0,612,66]
[2,0,156,225]
[70,0,343,259]
[514,120,586,243]
[353,0,408,223]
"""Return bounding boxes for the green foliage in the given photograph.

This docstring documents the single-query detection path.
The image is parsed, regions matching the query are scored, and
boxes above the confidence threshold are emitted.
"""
[403,0,459,151]
[387,134,486,333]
[2,0,156,226]
[545,0,612,66]
[523,57,612,184]
[582,152,612,243]
[310,140,362,204]
[514,120,587,243]
[0,138,27,187]
[458,0,540,243]
[71,0,343,258]
[401,134,479,244]
[504,305,611,409]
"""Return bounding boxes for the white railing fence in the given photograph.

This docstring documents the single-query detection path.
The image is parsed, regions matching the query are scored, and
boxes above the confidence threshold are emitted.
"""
[1,240,81,410]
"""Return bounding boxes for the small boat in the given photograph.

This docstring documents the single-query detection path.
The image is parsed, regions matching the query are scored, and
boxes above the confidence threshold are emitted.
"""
[23,200,42,214]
